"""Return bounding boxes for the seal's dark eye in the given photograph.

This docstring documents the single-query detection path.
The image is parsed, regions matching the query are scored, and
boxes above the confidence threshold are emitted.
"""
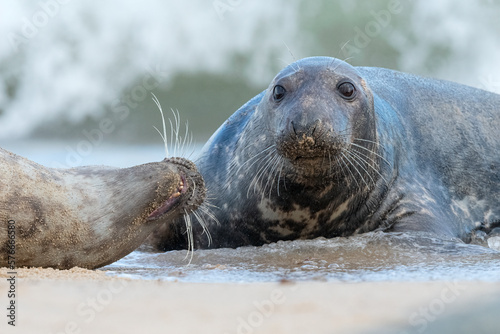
[338,82,356,100]
[273,85,286,102]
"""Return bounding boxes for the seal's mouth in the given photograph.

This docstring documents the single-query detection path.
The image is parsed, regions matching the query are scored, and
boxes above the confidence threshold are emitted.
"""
[293,154,324,161]
[147,174,188,220]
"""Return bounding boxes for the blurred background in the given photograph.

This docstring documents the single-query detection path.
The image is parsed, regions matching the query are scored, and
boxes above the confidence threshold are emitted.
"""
[1,0,499,167]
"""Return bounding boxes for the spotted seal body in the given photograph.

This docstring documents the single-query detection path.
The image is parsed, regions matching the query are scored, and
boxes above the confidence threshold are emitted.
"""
[0,147,204,269]
[152,56,500,250]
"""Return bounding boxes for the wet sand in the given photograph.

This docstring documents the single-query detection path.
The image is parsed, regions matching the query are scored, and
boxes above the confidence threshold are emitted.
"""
[1,267,500,334]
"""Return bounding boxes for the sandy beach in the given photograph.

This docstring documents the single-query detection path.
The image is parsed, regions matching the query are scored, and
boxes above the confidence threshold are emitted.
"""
[1,267,499,334]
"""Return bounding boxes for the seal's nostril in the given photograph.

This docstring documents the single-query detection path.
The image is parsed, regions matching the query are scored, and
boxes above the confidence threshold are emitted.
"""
[289,119,321,137]
[291,121,298,135]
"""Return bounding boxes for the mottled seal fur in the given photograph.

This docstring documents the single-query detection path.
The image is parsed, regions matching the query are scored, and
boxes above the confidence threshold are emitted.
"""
[152,56,500,250]
[0,147,204,269]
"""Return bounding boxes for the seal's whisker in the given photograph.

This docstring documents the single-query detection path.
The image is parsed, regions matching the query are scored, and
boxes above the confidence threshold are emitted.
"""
[264,167,279,200]
[273,157,285,198]
[175,110,183,156]
[341,151,368,188]
[201,200,219,209]
[338,155,358,187]
[348,147,389,184]
[352,138,387,151]
[190,173,197,198]
[344,150,376,187]
[170,108,181,157]
[183,209,194,264]
[233,144,277,177]
[351,138,380,147]
[328,41,352,70]
[151,94,196,159]
[284,42,296,61]
[152,125,167,156]
[248,148,277,199]
[237,139,274,159]
[261,156,276,199]
[263,154,282,199]
[342,150,371,188]
[184,143,197,160]
[342,56,355,64]
[199,204,220,227]
[329,55,338,70]
[175,110,181,151]
[277,58,290,69]
[277,158,284,196]
[283,42,300,72]
[246,157,270,198]
[335,155,349,181]
[241,152,269,185]
[190,191,221,245]
[230,144,264,173]
[151,93,169,157]
[169,119,175,156]
[272,162,283,198]
[238,140,259,152]
[349,142,391,167]
[180,119,190,157]
[265,155,280,190]
[254,150,277,197]
[332,57,346,72]
[192,209,213,246]
[278,58,299,73]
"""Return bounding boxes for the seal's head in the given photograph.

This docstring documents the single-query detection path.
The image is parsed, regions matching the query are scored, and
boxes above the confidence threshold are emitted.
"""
[254,57,377,185]
[0,146,206,269]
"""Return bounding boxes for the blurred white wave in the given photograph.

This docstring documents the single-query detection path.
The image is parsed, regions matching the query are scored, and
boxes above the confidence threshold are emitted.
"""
[0,0,300,138]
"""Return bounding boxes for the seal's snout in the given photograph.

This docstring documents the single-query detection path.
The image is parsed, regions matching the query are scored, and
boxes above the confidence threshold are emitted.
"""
[291,119,320,154]
[147,157,206,221]
[278,117,335,161]
[290,119,321,138]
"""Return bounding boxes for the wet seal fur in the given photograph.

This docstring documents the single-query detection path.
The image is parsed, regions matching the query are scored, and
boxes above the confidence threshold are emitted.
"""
[0,147,205,269]
[152,56,500,250]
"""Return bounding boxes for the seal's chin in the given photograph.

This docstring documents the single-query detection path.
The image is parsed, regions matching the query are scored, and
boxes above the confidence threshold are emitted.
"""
[291,155,324,170]
[287,157,330,178]
[147,174,187,220]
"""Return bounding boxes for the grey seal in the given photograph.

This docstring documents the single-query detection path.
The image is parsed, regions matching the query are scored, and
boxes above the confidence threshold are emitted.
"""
[151,56,500,250]
[0,147,205,269]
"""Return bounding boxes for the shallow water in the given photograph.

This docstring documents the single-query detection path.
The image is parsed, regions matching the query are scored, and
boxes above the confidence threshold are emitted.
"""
[102,232,500,282]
